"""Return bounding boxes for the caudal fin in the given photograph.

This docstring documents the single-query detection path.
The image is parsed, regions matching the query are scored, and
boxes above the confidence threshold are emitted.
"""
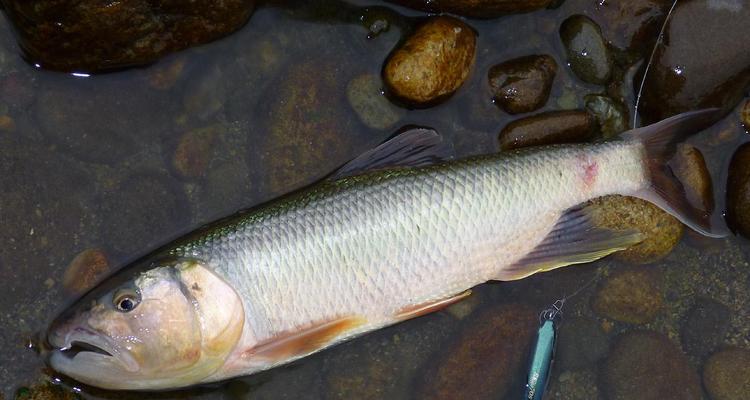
[621,109,728,238]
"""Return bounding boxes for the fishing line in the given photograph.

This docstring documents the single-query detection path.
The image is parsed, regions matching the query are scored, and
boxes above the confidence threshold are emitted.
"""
[633,0,680,128]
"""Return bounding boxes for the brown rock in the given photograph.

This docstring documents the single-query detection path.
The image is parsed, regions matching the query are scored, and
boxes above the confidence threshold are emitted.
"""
[148,58,187,91]
[2,0,256,72]
[672,144,714,214]
[0,115,15,131]
[386,0,554,18]
[703,348,750,400]
[498,110,595,150]
[588,195,683,264]
[602,331,702,400]
[172,125,220,179]
[592,266,663,324]
[488,55,557,115]
[414,304,537,400]
[384,16,476,106]
[742,99,750,130]
[727,144,750,237]
[62,248,110,296]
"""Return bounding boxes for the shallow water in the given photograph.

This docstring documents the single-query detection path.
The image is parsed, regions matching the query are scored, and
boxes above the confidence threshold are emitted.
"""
[0,1,748,399]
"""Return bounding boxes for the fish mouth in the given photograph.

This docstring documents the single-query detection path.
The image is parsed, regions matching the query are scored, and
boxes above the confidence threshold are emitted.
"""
[49,327,139,373]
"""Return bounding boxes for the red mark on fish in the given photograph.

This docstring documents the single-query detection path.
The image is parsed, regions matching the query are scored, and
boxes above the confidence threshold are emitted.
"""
[577,154,598,189]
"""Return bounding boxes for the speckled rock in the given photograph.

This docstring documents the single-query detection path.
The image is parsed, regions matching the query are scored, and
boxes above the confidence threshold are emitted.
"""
[62,248,110,296]
[347,73,404,130]
[703,347,750,400]
[414,304,537,400]
[584,94,628,138]
[588,195,683,264]
[488,54,557,114]
[592,266,663,324]
[171,125,220,179]
[672,144,714,214]
[560,15,612,85]
[727,144,750,237]
[498,110,596,150]
[556,317,609,370]
[602,331,702,400]
[384,16,476,106]
[638,1,750,123]
[386,0,555,18]
[681,298,730,358]
[99,174,189,255]
[2,0,256,72]
[258,60,356,195]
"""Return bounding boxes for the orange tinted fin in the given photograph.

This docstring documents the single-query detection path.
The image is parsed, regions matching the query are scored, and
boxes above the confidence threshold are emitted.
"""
[395,290,472,321]
[249,316,367,361]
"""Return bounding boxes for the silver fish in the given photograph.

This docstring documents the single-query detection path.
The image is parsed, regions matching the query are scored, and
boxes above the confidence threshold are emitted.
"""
[47,110,722,390]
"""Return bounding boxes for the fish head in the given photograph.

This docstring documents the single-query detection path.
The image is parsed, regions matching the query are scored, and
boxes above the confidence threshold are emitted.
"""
[47,258,245,390]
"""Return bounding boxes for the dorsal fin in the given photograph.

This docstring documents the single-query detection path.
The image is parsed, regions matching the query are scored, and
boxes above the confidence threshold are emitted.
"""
[330,127,455,180]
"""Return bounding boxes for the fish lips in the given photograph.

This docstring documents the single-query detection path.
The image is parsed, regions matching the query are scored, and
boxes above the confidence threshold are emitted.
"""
[48,326,140,374]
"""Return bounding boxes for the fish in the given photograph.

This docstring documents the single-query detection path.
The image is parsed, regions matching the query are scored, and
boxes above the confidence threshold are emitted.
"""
[46,109,724,390]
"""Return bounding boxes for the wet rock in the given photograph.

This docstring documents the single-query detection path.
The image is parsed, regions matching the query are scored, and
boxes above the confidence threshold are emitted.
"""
[703,347,750,400]
[488,54,558,114]
[592,266,663,324]
[602,331,702,400]
[546,369,600,400]
[584,94,628,139]
[556,317,609,370]
[593,0,672,53]
[672,144,714,214]
[384,16,476,106]
[560,15,612,85]
[2,0,257,72]
[588,195,683,264]
[638,1,750,123]
[99,174,189,255]
[414,304,537,400]
[62,248,110,296]
[386,0,554,18]
[258,60,356,195]
[324,315,455,400]
[681,298,730,358]
[34,82,170,164]
[498,110,596,150]
[727,144,750,237]
[743,99,750,131]
[14,382,78,400]
[171,125,220,179]
[346,73,404,131]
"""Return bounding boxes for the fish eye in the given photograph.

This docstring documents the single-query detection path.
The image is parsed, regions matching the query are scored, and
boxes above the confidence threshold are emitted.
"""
[113,288,140,312]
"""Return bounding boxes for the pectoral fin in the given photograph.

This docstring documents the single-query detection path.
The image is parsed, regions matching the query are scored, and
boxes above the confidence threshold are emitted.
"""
[497,205,644,281]
[249,316,367,362]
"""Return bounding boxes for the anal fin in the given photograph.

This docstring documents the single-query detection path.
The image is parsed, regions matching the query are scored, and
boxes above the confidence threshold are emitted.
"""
[497,205,644,281]
[248,316,367,362]
[395,290,472,322]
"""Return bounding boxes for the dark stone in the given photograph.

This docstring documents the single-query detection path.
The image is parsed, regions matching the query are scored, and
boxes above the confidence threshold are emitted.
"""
[680,298,730,359]
[592,0,673,53]
[498,110,596,150]
[560,15,612,85]
[556,316,609,370]
[1,0,256,72]
[727,144,750,237]
[638,1,750,123]
[488,55,557,115]
[414,304,537,400]
[601,331,702,400]
[385,0,554,18]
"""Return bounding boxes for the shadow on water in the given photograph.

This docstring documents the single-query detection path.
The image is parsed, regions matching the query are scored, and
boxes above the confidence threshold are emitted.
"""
[0,0,749,399]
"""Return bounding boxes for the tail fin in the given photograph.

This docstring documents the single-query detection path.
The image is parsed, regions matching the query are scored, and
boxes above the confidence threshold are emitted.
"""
[621,109,728,238]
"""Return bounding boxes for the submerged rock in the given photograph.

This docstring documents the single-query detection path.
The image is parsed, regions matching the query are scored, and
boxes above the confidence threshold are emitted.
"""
[386,0,555,18]
[593,0,672,53]
[671,144,714,214]
[384,16,476,106]
[498,110,596,150]
[555,317,609,370]
[602,331,702,400]
[171,125,220,179]
[347,73,404,131]
[584,94,629,139]
[727,144,750,237]
[2,0,256,72]
[592,266,663,324]
[62,248,110,296]
[703,347,750,400]
[743,99,750,130]
[638,1,750,123]
[559,15,612,85]
[681,298,731,359]
[488,54,558,115]
[414,304,537,400]
[588,195,683,264]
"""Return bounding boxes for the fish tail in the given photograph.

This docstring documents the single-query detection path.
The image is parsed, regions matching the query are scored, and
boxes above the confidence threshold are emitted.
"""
[621,109,728,238]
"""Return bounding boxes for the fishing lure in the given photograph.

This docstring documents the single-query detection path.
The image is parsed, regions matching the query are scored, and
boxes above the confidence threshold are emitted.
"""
[523,298,564,400]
